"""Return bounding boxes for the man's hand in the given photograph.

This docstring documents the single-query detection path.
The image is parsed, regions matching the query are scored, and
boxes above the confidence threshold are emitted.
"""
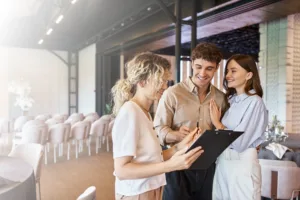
[176,127,201,151]
[166,126,190,143]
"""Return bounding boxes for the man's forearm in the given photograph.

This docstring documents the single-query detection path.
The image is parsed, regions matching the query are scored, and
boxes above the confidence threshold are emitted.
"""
[165,131,180,144]
[156,126,182,145]
[156,126,175,145]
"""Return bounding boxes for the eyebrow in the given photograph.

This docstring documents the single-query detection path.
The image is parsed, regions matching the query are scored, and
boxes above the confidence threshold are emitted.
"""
[195,64,215,68]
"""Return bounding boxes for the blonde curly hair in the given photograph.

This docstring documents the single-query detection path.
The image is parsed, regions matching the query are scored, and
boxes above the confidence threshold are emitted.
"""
[111,52,171,115]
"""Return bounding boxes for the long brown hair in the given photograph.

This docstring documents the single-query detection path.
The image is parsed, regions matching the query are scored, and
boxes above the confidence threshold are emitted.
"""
[223,54,263,99]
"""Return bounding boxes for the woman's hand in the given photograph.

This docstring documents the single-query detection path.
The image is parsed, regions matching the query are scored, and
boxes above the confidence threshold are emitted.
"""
[165,145,204,171]
[210,99,223,129]
[175,127,201,151]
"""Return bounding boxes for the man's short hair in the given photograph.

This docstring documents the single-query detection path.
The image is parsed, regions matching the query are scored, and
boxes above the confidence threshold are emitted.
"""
[191,42,223,65]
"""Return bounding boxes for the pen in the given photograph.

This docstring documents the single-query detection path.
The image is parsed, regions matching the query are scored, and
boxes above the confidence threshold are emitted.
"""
[197,121,199,129]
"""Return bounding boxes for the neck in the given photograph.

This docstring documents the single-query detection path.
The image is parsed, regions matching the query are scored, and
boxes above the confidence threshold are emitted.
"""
[191,77,210,95]
[235,86,245,95]
[198,84,210,96]
[131,92,153,112]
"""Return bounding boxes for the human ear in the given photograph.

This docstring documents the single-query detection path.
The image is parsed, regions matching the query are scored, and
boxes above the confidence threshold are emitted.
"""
[246,72,253,80]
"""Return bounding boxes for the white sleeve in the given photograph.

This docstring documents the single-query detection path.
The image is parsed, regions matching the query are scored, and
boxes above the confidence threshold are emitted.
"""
[112,106,140,158]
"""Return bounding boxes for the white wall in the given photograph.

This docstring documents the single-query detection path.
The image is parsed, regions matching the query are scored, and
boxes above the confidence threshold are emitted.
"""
[0,48,9,118]
[0,46,68,118]
[78,43,96,115]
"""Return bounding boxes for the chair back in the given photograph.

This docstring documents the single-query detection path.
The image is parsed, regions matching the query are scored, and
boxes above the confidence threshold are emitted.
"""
[14,116,34,132]
[21,123,48,145]
[35,114,51,122]
[9,143,44,182]
[107,118,115,135]
[259,159,300,199]
[90,117,110,137]
[52,114,68,122]
[71,121,89,140]
[84,115,99,123]
[85,112,99,119]
[48,123,70,144]
[68,113,84,121]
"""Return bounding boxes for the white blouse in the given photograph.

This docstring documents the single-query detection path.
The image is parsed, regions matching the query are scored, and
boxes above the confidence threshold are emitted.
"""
[112,101,166,196]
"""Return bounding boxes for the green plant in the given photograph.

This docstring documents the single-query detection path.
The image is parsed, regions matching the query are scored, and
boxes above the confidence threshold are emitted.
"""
[103,103,112,115]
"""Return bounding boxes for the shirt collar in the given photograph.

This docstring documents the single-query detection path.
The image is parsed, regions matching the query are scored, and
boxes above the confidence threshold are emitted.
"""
[185,77,214,96]
[232,89,255,103]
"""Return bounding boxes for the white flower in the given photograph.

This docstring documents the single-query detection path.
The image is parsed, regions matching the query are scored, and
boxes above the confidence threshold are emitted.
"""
[8,79,34,111]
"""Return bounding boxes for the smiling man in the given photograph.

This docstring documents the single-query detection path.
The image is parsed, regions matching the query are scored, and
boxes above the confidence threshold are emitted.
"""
[154,43,228,200]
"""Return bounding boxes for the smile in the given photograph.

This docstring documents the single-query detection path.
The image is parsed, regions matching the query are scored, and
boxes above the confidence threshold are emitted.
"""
[197,75,207,80]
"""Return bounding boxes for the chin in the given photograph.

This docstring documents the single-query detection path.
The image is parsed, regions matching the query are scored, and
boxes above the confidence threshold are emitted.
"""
[227,83,235,88]
[196,80,210,87]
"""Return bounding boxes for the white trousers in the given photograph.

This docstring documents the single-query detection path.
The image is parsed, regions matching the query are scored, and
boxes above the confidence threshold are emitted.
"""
[213,148,261,200]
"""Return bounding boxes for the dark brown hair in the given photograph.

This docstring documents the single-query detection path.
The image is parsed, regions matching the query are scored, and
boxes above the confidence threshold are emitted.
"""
[191,42,223,65]
[223,54,263,99]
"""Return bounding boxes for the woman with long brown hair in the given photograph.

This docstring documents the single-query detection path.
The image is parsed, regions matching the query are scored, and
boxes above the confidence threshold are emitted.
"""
[209,54,268,200]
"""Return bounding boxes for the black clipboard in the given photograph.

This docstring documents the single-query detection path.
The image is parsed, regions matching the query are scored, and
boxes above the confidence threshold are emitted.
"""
[186,129,243,170]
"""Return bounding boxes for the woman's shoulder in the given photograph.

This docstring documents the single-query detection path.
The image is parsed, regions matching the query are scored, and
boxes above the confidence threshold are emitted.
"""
[229,92,264,106]
[117,101,139,118]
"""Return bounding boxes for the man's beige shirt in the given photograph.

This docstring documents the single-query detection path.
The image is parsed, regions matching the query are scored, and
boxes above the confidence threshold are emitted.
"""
[154,77,228,145]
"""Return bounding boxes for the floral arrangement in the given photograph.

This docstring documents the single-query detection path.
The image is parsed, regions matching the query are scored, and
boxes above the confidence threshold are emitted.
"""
[8,79,34,112]
[269,115,284,134]
[265,115,288,143]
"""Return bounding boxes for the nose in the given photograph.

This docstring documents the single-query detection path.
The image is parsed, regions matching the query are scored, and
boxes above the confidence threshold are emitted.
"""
[225,71,231,79]
[199,69,206,77]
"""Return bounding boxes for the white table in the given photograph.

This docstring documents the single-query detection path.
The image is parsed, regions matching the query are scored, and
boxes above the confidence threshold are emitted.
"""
[0,156,36,200]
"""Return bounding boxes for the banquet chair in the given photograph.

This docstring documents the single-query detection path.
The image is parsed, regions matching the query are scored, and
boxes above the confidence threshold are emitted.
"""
[46,123,70,164]
[13,116,34,132]
[89,116,111,154]
[8,143,44,200]
[259,159,300,200]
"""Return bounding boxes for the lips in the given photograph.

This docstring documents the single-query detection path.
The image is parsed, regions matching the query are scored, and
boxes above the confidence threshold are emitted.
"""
[197,75,207,81]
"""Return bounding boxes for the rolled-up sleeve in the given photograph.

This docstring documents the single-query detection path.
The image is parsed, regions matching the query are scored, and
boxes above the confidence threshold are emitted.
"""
[153,90,175,145]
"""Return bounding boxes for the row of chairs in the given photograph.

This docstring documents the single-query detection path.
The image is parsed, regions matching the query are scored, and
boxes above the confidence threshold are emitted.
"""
[0,112,100,134]
[4,113,114,164]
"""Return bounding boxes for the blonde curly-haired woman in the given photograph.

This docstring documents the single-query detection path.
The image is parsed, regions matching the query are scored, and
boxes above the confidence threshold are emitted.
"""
[111,52,203,200]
